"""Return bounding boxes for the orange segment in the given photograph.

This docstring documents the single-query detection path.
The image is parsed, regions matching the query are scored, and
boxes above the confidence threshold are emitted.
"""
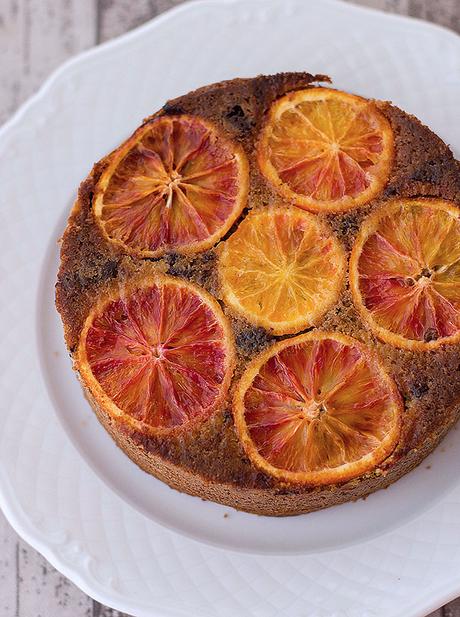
[234,332,401,485]
[94,115,248,257]
[77,274,235,433]
[218,207,345,335]
[257,88,394,213]
[350,199,460,350]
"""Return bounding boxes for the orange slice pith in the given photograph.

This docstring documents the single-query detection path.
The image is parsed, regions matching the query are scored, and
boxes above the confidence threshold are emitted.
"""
[218,207,346,335]
[77,274,235,433]
[94,114,249,257]
[350,199,460,350]
[234,331,401,485]
[257,88,394,213]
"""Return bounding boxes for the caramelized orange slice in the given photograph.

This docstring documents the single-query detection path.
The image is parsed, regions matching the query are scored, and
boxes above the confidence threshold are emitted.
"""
[94,115,248,257]
[234,331,401,485]
[218,207,345,335]
[77,274,235,433]
[350,199,460,350]
[257,88,393,213]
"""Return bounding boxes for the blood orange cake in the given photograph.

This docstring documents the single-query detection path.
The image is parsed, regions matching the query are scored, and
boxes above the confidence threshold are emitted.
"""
[56,73,460,516]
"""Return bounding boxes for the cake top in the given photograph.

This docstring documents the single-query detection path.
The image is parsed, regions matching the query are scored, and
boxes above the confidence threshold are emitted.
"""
[56,73,460,489]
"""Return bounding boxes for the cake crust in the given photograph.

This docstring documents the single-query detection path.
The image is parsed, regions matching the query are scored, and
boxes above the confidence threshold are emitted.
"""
[56,73,460,515]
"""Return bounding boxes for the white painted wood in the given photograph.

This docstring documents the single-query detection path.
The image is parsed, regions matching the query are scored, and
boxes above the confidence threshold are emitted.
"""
[0,510,17,615]
[92,603,132,616]
[97,0,184,42]
[0,1,459,615]
[347,0,459,31]
[406,0,459,31]
[17,536,93,616]
[0,0,97,124]
[445,599,460,617]
[1,510,131,616]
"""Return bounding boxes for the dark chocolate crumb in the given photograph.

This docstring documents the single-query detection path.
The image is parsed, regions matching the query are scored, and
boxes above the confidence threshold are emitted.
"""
[101,259,119,280]
[235,325,273,355]
[161,104,185,116]
[165,251,217,287]
[226,104,245,119]
[225,104,253,133]
[424,328,439,342]
[222,409,233,422]
[409,381,429,399]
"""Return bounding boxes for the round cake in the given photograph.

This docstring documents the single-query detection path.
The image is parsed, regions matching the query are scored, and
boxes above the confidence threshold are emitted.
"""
[56,72,460,516]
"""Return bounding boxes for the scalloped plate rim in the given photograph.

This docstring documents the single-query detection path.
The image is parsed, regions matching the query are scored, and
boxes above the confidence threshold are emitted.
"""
[1,0,459,142]
[1,0,460,616]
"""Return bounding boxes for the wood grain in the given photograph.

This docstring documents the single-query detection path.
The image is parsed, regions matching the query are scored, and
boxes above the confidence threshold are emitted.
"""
[446,603,460,617]
[0,1,458,616]
[353,0,459,31]
[0,510,17,615]
[17,540,93,617]
[0,0,96,125]
[97,0,184,42]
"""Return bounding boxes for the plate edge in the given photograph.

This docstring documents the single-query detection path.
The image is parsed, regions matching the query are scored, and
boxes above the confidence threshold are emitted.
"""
[1,0,460,615]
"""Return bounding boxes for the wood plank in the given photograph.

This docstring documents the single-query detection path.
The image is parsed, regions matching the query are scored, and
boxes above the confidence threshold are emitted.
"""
[92,600,133,616]
[1,1,460,616]
[96,0,460,46]
[1,511,129,617]
[0,0,97,124]
[1,0,457,125]
[407,0,460,32]
[445,598,460,616]
[344,0,459,32]
[97,0,183,42]
[16,533,93,617]
[0,510,18,616]
[344,0,410,14]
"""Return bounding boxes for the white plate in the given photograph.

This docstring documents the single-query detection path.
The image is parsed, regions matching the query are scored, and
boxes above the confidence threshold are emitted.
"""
[1,0,460,615]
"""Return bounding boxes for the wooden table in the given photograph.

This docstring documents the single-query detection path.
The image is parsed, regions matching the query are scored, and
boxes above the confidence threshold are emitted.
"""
[1,1,459,615]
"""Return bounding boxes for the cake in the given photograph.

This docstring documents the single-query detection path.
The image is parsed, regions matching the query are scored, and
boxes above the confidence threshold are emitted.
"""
[56,72,460,516]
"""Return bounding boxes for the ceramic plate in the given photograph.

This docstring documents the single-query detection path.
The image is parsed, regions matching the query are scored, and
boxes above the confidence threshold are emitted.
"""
[1,0,460,615]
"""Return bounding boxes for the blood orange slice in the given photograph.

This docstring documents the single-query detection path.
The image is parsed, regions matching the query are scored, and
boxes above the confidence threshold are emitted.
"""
[234,331,401,485]
[350,199,460,350]
[94,115,249,257]
[257,88,393,213]
[218,207,345,335]
[77,274,235,433]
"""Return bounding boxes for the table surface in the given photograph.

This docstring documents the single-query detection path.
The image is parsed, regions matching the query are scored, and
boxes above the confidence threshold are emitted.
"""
[1,0,460,615]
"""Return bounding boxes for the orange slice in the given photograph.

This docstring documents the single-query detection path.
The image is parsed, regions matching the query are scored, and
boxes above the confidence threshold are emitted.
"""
[218,207,345,335]
[350,199,460,350]
[234,331,401,485]
[77,274,235,433]
[94,115,249,257]
[257,88,394,213]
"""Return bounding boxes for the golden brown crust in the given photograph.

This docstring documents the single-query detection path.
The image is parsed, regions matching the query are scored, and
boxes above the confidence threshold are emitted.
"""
[56,72,460,515]
[89,382,460,516]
